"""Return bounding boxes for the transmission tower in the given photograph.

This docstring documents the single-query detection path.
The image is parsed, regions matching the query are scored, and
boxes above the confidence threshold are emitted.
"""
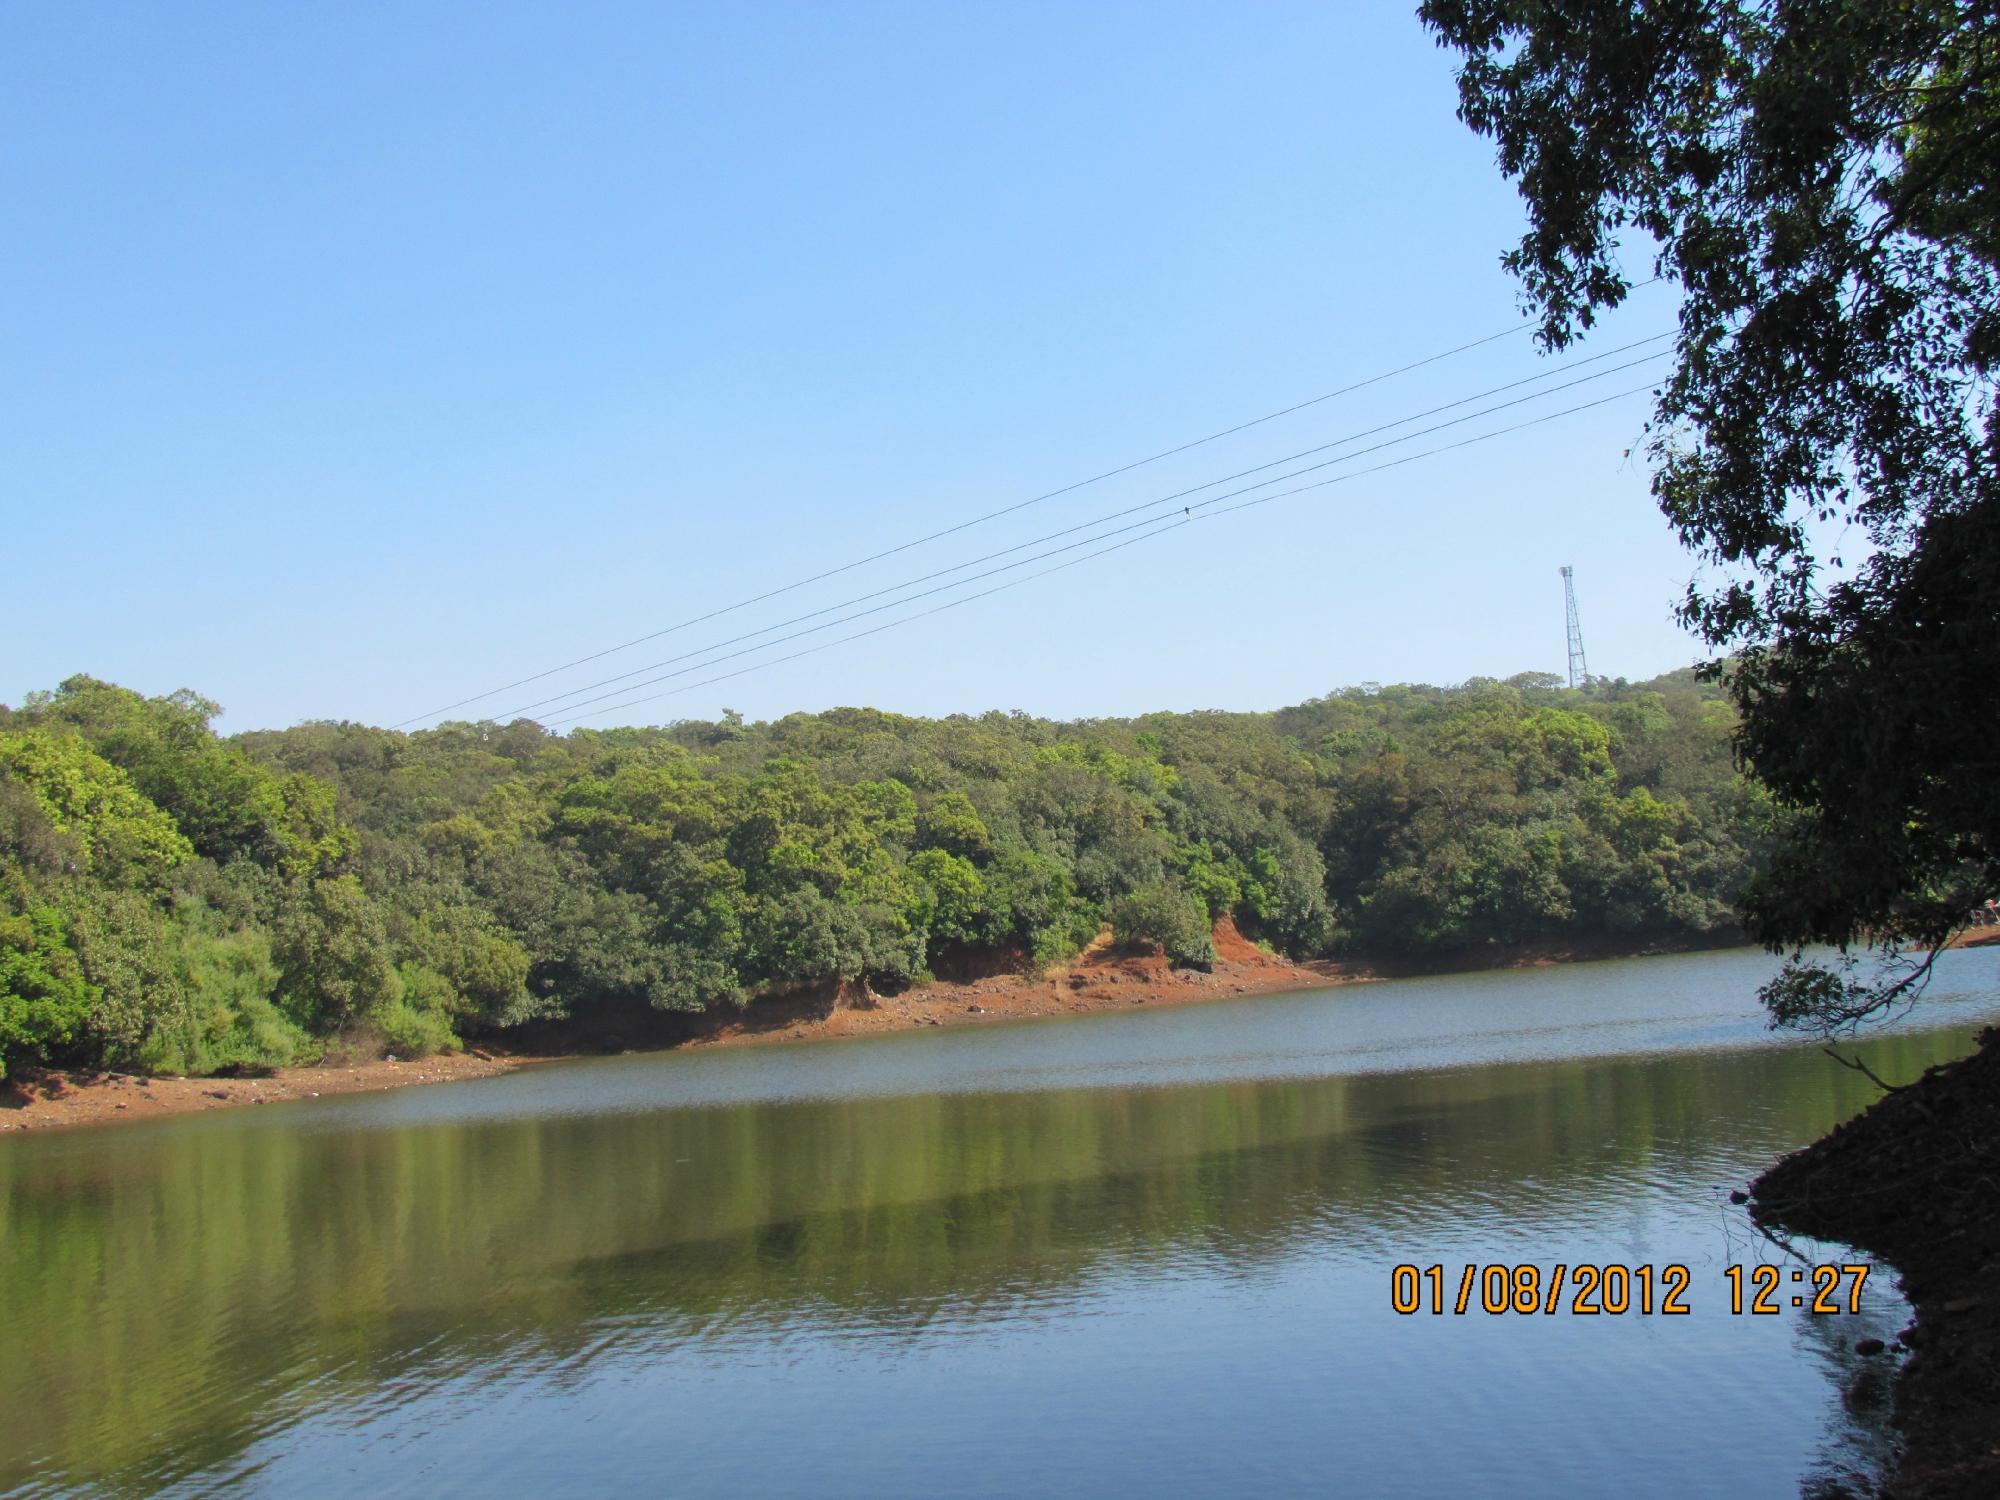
[1559,565,1590,689]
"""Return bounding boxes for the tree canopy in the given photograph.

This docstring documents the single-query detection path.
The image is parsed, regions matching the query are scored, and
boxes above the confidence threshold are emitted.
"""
[0,670,1759,1078]
[1421,0,1999,1023]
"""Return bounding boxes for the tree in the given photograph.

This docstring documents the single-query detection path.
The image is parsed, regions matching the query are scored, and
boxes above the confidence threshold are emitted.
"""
[746,886,871,989]
[1421,0,1999,1026]
[909,847,987,945]
[0,904,96,1077]
[917,790,992,860]
[0,728,193,884]
[271,876,402,1032]
[23,677,353,877]
[0,662,1760,1068]
[69,887,193,1066]
[398,905,535,1025]
[1109,880,1216,970]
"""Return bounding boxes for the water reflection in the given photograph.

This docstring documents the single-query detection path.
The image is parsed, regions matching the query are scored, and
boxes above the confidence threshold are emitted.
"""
[1,951,1994,1497]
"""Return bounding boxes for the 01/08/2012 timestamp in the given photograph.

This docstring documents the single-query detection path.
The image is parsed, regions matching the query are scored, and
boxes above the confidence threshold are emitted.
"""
[1389,1263,1872,1317]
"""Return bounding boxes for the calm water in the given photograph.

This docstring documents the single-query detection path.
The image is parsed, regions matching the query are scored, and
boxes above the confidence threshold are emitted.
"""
[4,946,1998,1498]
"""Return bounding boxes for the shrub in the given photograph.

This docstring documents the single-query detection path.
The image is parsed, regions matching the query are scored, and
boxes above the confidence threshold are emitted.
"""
[0,906,96,1077]
[1108,881,1215,970]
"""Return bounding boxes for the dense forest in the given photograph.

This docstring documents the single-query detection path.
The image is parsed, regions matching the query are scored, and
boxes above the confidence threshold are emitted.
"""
[0,670,1765,1077]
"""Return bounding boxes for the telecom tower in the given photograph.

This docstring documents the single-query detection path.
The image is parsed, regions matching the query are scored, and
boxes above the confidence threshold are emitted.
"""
[1559,566,1590,689]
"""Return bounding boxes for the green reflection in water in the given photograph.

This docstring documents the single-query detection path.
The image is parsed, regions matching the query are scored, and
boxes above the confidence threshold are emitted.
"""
[0,1022,1978,1494]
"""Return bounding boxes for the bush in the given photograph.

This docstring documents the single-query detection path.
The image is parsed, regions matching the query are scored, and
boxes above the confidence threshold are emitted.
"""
[138,919,313,1075]
[71,888,194,1068]
[1108,881,1216,970]
[0,905,96,1077]
[372,995,460,1058]
[271,875,401,1030]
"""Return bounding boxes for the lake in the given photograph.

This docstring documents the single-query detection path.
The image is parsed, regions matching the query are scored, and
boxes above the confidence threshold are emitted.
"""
[3,946,1997,1497]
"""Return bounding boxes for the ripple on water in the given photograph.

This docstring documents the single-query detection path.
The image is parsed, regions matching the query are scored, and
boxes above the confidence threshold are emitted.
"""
[0,946,1991,1497]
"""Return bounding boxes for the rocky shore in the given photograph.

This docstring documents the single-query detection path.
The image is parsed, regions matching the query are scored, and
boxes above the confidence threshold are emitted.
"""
[1752,1027,2000,1499]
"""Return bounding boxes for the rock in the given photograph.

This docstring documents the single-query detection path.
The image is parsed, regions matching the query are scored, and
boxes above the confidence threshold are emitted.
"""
[1729,1189,1750,1204]
[114,1103,128,1110]
[252,1097,266,1105]
[1856,1337,1886,1356]
[384,1054,398,1064]
[1843,1367,1890,1413]
[204,1089,230,1100]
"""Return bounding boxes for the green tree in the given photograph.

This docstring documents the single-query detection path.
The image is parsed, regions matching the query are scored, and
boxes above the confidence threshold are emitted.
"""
[1109,880,1216,970]
[979,847,1099,963]
[398,906,535,1026]
[0,664,1761,1070]
[0,729,193,883]
[1239,834,1334,953]
[909,847,987,945]
[271,876,402,1032]
[22,677,351,877]
[70,888,194,1066]
[0,904,96,1077]
[917,790,992,860]
[1422,0,1998,1025]
[149,917,309,1074]
[746,886,871,989]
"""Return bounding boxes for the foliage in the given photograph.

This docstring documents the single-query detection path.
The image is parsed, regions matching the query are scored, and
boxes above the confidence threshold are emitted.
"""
[0,903,96,1078]
[0,669,1757,1073]
[144,920,313,1076]
[23,678,349,877]
[1109,881,1216,970]
[271,875,403,1033]
[1421,0,1998,1027]
[0,727,193,882]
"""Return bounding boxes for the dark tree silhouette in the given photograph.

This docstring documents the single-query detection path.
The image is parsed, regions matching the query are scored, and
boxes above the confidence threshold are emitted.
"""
[1422,0,2000,1027]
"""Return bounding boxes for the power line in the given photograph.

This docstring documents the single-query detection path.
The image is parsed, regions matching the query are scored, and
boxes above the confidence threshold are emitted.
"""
[491,336,1672,723]
[543,518,1196,729]
[392,320,1544,728]
[514,508,1216,724]
[495,331,1667,719]
[1198,378,1661,522]
[507,347,1670,723]
[546,378,1662,728]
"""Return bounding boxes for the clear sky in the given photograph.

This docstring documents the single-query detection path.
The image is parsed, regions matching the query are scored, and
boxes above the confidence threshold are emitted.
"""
[3,2,1708,733]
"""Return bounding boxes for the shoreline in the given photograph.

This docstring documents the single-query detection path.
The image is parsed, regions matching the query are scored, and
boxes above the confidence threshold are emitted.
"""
[1751,1025,2000,1499]
[2,922,1754,1135]
[0,1050,522,1133]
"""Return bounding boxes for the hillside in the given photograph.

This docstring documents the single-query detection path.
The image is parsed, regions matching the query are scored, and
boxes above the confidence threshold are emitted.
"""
[1,669,1764,1079]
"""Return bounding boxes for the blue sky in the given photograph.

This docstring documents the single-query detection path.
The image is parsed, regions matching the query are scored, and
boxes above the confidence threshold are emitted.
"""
[4,2,1704,732]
